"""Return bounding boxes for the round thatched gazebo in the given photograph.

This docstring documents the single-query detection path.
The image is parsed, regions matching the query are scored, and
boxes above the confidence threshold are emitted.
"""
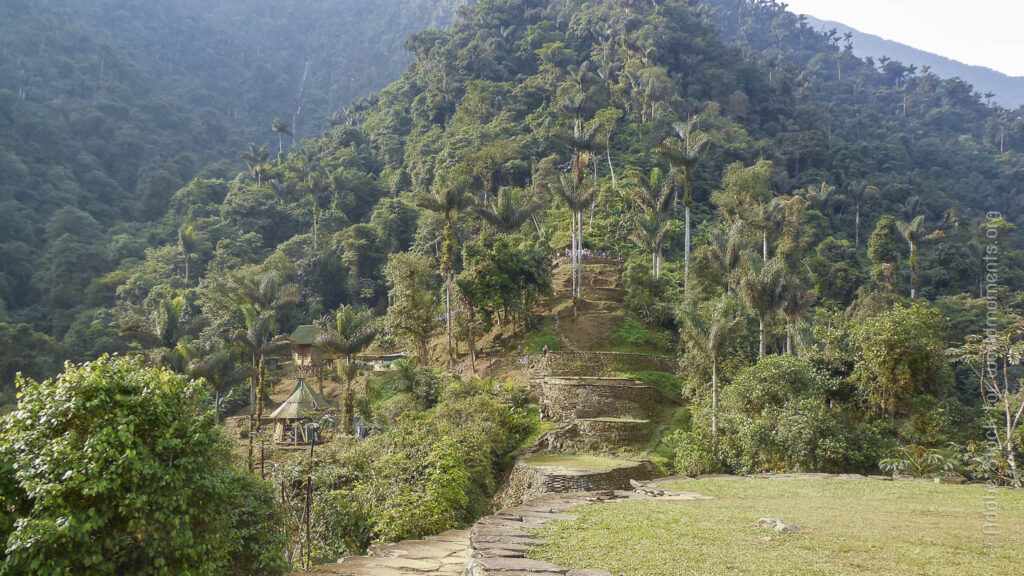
[270,380,330,445]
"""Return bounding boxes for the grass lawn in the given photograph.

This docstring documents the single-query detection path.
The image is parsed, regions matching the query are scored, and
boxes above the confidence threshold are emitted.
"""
[522,454,638,470]
[521,318,562,354]
[626,370,684,398]
[532,477,1024,576]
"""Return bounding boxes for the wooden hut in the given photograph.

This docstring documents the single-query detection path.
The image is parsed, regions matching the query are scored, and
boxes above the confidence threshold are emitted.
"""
[270,380,330,445]
[290,325,324,372]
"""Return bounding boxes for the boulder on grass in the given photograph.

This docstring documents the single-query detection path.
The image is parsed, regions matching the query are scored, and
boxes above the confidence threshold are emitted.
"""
[756,518,804,533]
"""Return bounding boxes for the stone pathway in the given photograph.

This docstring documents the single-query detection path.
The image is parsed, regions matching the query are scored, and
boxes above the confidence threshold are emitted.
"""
[290,485,710,576]
[285,529,469,576]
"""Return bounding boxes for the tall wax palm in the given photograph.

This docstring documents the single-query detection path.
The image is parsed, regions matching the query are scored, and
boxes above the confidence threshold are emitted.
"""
[271,118,293,163]
[235,272,301,317]
[803,181,843,227]
[629,209,673,278]
[177,224,210,283]
[627,168,674,278]
[706,220,748,293]
[896,215,927,298]
[417,178,475,370]
[846,182,878,247]
[737,254,787,359]
[552,174,598,306]
[780,278,818,355]
[316,305,376,434]
[717,160,774,261]
[240,143,270,186]
[474,187,541,234]
[232,304,290,470]
[679,295,745,437]
[658,115,710,291]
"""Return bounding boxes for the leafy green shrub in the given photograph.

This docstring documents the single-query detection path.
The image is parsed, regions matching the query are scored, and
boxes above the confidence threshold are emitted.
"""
[622,257,675,327]
[313,377,531,554]
[852,303,953,415]
[0,355,287,576]
[669,429,726,477]
[950,441,1022,487]
[879,445,956,478]
[683,355,887,475]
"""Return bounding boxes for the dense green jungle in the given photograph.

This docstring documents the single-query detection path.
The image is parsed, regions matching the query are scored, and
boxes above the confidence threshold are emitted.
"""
[1,1,1023,574]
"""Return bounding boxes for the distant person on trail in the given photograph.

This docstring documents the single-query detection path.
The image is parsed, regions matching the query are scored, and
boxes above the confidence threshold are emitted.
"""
[517,345,523,356]
[542,344,549,358]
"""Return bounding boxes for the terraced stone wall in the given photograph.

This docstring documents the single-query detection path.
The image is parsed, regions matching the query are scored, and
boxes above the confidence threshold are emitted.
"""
[577,418,653,447]
[495,460,653,509]
[534,377,665,421]
[537,352,678,377]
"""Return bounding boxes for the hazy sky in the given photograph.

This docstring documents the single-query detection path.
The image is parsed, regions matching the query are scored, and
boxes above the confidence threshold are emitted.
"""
[782,0,1024,77]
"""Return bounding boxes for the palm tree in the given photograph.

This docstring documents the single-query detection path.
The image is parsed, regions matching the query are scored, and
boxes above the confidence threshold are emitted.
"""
[896,215,927,298]
[177,224,210,283]
[474,187,541,234]
[417,177,475,370]
[737,254,787,359]
[780,277,818,355]
[658,115,710,291]
[271,118,293,163]
[627,168,674,278]
[630,208,673,279]
[679,295,744,437]
[183,340,243,422]
[234,272,301,318]
[240,143,270,185]
[803,181,844,227]
[706,220,748,294]
[552,174,598,307]
[232,303,290,470]
[316,305,376,434]
[900,195,925,222]
[846,182,878,247]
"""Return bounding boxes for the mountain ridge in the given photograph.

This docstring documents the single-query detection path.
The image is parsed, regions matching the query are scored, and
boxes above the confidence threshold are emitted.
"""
[801,14,1024,109]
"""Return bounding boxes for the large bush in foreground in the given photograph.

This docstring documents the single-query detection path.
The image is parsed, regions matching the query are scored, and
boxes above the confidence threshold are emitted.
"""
[309,377,531,561]
[0,355,287,576]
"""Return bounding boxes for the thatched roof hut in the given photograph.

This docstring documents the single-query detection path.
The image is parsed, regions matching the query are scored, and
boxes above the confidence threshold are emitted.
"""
[290,325,325,371]
[270,380,330,444]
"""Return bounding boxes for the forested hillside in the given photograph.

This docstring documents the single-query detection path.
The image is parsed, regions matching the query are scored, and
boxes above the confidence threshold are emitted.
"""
[3,0,1024,571]
[0,0,467,384]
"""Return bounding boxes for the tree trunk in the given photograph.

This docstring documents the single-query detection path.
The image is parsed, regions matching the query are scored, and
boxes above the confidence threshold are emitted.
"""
[684,205,691,291]
[909,241,917,299]
[855,205,861,248]
[577,209,584,297]
[570,211,577,299]
[711,360,718,437]
[763,229,768,261]
[759,317,766,359]
[445,270,453,371]
[786,324,793,355]
[184,253,190,282]
[256,354,266,430]
[606,146,617,190]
